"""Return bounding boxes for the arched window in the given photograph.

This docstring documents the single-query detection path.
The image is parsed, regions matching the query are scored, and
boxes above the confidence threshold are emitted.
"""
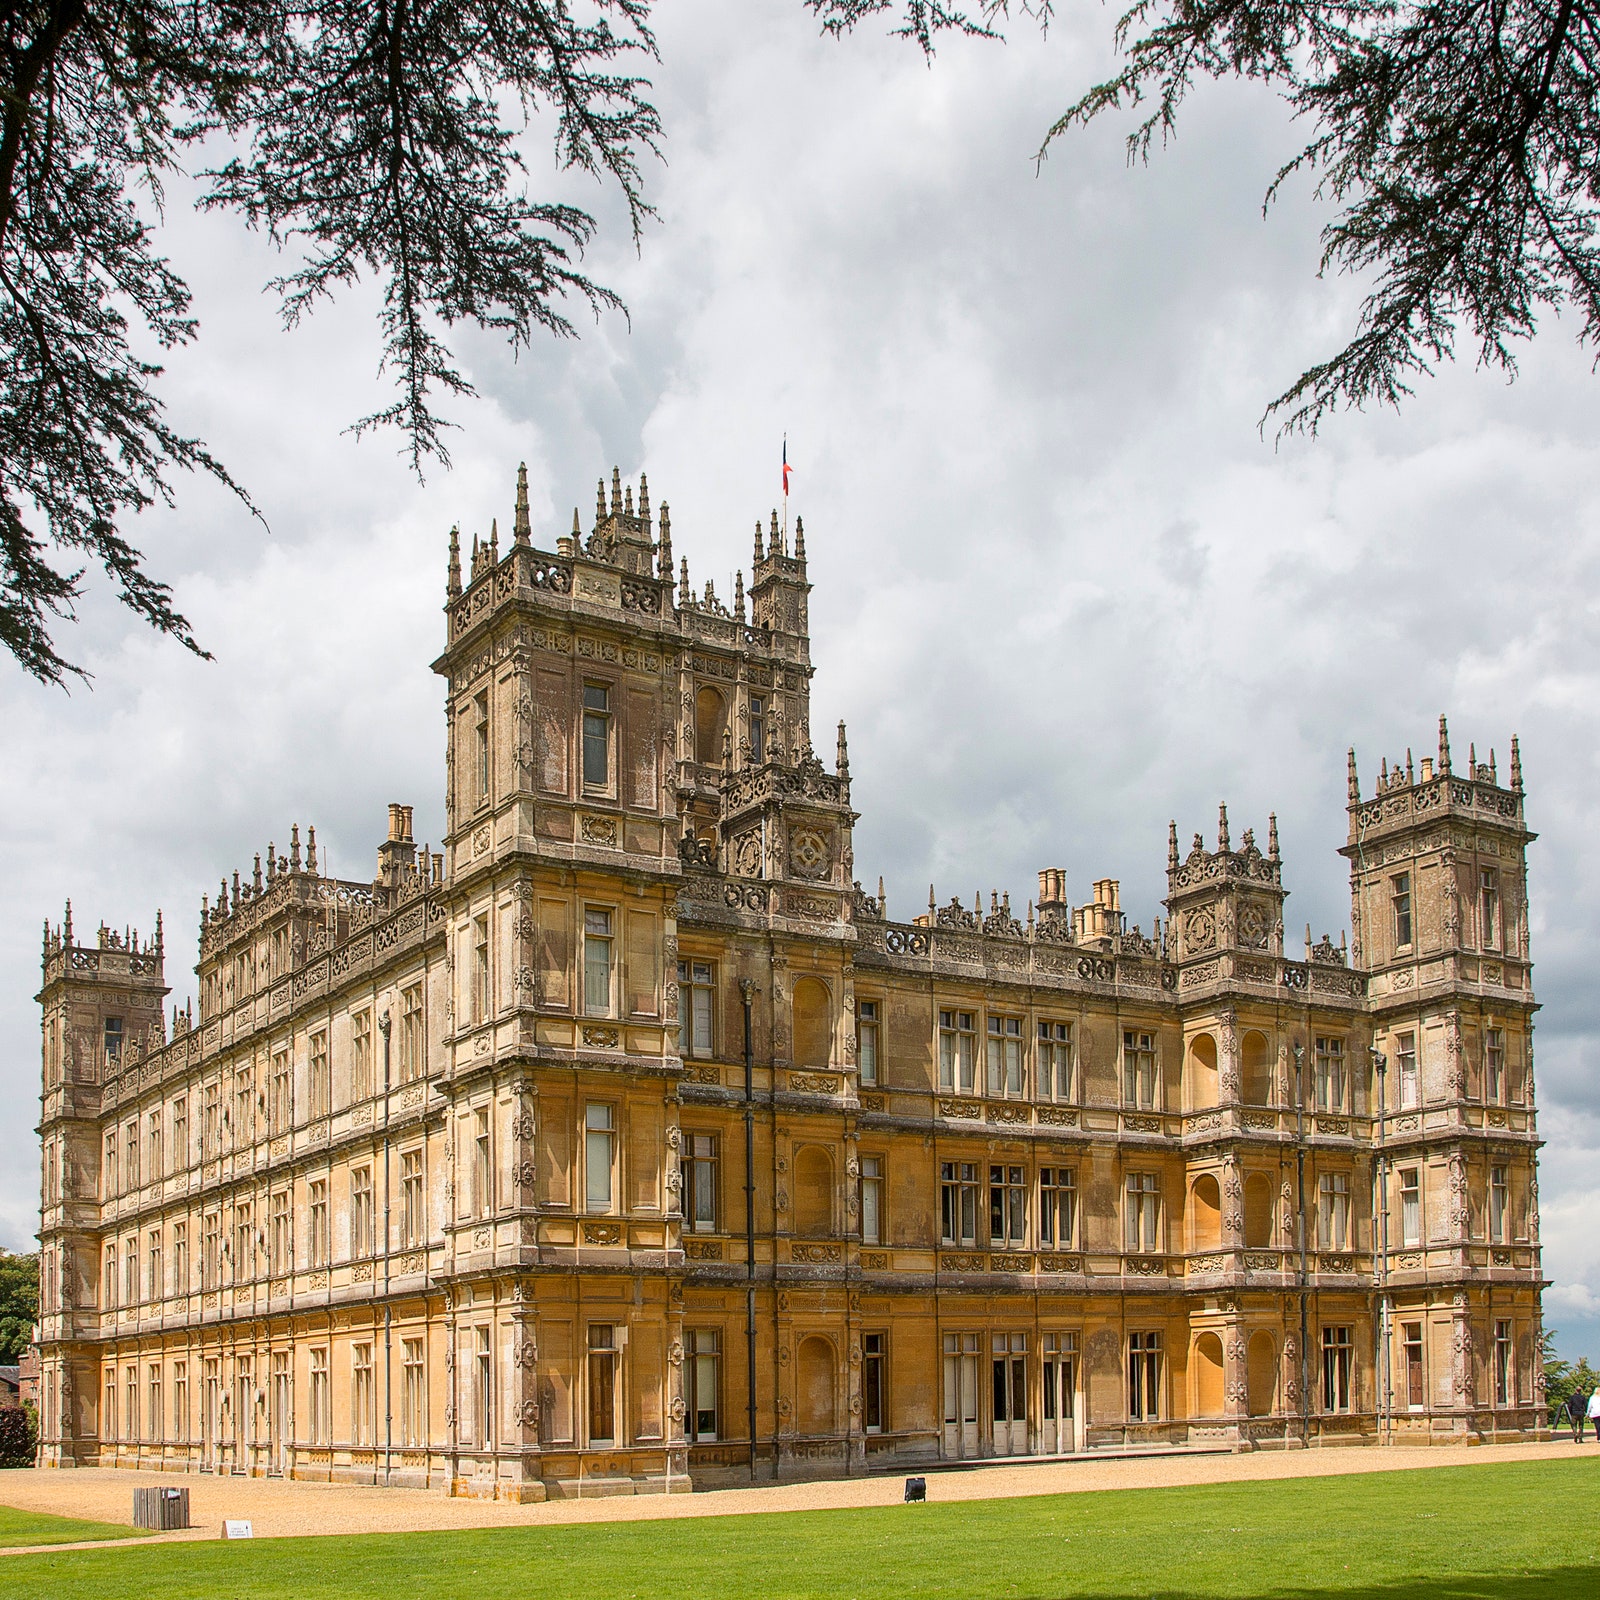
[1247,1331,1278,1416]
[1244,1173,1275,1248]
[792,977,832,1069]
[694,688,727,766]
[1193,1332,1225,1417]
[1242,1031,1273,1105]
[797,1337,837,1435]
[793,1146,834,1235]
[1190,1174,1222,1250]
[1188,1033,1219,1110]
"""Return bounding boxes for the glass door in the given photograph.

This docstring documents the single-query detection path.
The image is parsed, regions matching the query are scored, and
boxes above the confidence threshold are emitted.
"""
[991,1333,1028,1455]
[942,1333,980,1457]
[1041,1333,1078,1453]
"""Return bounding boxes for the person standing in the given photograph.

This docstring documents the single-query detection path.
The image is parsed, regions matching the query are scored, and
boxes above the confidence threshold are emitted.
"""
[1586,1389,1600,1442]
[1565,1390,1586,1440]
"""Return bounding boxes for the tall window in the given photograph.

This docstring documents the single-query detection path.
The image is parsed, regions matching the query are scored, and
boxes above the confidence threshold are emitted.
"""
[1128,1332,1161,1420]
[1038,1022,1074,1100]
[473,691,490,804]
[1485,1028,1505,1103]
[1122,1031,1157,1108]
[1489,1165,1509,1243]
[173,1221,188,1294]
[402,1339,426,1445]
[124,1119,139,1190]
[269,1050,291,1134]
[986,1016,1024,1096]
[1480,868,1499,949]
[234,1067,255,1147]
[748,695,765,763]
[147,1111,162,1181]
[309,1179,329,1266]
[940,1161,978,1246]
[147,1229,162,1301]
[352,1166,374,1256]
[687,1329,720,1440]
[857,1000,880,1086]
[989,1164,1026,1246]
[104,1131,117,1198]
[1040,1167,1076,1248]
[400,984,424,1082]
[1400,1168,1421,1246]
[862,1333,886,1433]
[1392,872,1413,949]
[104,1016,124,1065]
[1321,1326,1353,1412]
[352,1008,373,1101]
[585,1105,615,1212]
[308,1030,330,1119]
[1494,1319,1513,1406]
[472,1109,492,1217]
[1125,1173,1160,1253]
[1315,1037,1347,1112]
[938,1010,976,1092]
[309,1348,329,1444]
[103,1369,115,1438]
[1318,1172,1351,1250]
[584,908,614,1016]
[173,1361,188,1442]
[473,916,491,1024]
[123,1236,137,1304]
[1396,1032,1419,1108]
[401,1151,424,1246]
[270,1190,292,1275]
[475,1326,493,1446]
[201,1211,220,1287]
[678,961,714,1057]
[588,1324,617,1443]
[125,1365,138,1440]
[352,1343,375,1445]
[1402,1321,1424,1408]
[686,1134,718,1232]
[234,1203,253,1282]
[172,1097,187,1169]
[103,1243,117,1309]
[860,1156,884,1245]
[582,683,611,788]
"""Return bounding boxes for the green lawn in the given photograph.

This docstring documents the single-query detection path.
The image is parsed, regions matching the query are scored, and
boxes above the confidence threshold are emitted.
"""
[0,1458,1595,1598]
[0,1502,139,1549]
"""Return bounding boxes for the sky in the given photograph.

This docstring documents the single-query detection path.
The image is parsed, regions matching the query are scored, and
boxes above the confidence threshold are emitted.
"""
[6,0,1600,1360]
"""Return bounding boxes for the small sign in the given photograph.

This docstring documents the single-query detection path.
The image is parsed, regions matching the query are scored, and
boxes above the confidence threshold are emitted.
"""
[223,1520,253,1540]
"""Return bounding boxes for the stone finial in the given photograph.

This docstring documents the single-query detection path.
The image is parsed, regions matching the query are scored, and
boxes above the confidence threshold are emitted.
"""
[754,519,765,567]
[1469,741,1477,773]
[1489,747,1497,782]
[1405,748,1414,785]
[734,570,746,623]
[290,824,302,872]
[611,466,622,515]
[488,518,499,566]
[1218,803,1230,852]
[678,556,691,609]
[794,515,806,561]
[230,870,241,913]
[266,844,276,886]
[1268,812,1280,861]
[307,825,318,874]
[639,474,650,528]
[514,463,531,543]
[624,484,634,518]
[1438,713,1451,775]
[878,876,886,918]
[1510,735,1523,791]
[770,508,781,556]
[253,854,263,893]
[447,524,462,599]
[63,898,73,947]
[1346,747,1359,802]
[658,504,673,579]
[836,719,850,778]
[1168,820,1179,869]
[596,478,607,526]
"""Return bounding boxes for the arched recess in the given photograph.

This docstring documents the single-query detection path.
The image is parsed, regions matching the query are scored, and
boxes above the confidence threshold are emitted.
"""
[1242,1031,1273,1105]
[792,1146,834,1235]
[792,977,832,1068]
[1190,1174,1222,1251]
[1193,1333,1225,1417]
[797,1336,837,1434]
[1244,1173,1275,1248]
[1247,1331,1278,1416]
[694,687,727,766]
[1188,1033,1219,1110]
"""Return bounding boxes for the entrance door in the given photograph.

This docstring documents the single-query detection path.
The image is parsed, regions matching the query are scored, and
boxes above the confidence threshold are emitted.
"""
[270,1352,291,1476]
[942,1333,980,1458]
[991,1333,1028,1456]
[1041,1333,1078,1453]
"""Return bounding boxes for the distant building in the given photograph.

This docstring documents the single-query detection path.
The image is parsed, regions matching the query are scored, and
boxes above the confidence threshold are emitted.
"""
[35,466,1545,1496]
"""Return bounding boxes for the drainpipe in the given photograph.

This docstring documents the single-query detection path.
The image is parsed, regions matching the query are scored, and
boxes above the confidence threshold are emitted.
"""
[1293,1041,1310,1446]
[739,978,757,1482]
[1372,1048,1390,1444]
[380,1006,393,1485]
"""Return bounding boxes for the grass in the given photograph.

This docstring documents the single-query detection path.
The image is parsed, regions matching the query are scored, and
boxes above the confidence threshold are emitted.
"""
[0,1503,140,1549]
[0,1458,1595,1599]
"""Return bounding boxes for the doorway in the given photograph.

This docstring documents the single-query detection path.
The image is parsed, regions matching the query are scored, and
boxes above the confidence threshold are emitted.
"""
[991,1333,1028,1455]
[1041,1333,1077,1453]
[942,1333,980,1457]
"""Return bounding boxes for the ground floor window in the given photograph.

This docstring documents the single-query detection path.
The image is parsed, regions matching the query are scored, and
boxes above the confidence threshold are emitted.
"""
[863,1333,886,1434]
[1322,1326,1352,1413]
[1403,1322,1424,1409]
[686,1329,719,1441]
[1494,1320,1513,1407]
[353,1344,374,1447]
[1128,1332,1162,1421]
[588,1324,618,1445]
[402,1338,426,1446]
[309,1348,329,1444]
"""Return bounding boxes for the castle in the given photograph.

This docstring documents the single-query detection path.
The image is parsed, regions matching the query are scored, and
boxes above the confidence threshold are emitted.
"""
[34,466,1545,1497]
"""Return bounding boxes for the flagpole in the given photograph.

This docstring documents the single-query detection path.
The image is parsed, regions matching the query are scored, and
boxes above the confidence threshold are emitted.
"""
[782,436,789,550]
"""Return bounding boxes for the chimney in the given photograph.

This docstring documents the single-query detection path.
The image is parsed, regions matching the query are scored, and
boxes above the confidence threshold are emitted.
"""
[377,803,418,886]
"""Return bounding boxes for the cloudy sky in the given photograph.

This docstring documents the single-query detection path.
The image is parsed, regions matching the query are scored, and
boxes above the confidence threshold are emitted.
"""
[6,1,1600,1358]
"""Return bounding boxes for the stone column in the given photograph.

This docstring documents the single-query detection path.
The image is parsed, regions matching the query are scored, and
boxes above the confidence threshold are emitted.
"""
[509,1279,542,1500]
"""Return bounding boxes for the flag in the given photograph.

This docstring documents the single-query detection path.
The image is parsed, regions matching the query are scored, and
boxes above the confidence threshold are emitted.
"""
[782,438,793,497]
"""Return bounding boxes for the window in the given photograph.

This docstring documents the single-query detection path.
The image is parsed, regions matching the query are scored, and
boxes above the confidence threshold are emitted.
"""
[474,691,490,804]
[687,1329,719,1440]
[1125,1173,1160,1253]
[309,1179,329,1266]
[1321,1326,1353,1412]
[1128,1332,1162,1420]
[124,1119,139,1190]
[585,1105,615,1212]
[582,683,611,788]
[1485,1028,1505,1103]
[125,1365,138,1440]
[147,1111,162,1180]
[173,1222,188,1294]
[172,1098,187,1169]
[308,1030,330,1119]
[1400,1168,1421,1246]
[123,1236,136,1304]
[678,961,714,1057]
[1494,1319,1513,1406]
[1038,1022,1074,1100]
[173,1361,188,1442]
[1490,1165,1509,1243]
[473,916,491,1025]
[352,1165,374,1256]
[104,1016,124,1065]
[862,1332,886,1433]
[860,1156,884,1245]
[472,1109,492,1217]
[1041,1167,1076,1248]
[232,1202,253,1283]
[588,1324,617,1443]
[857,1000,880,1085]
[104,1369,115,1439]
[686,1134,718,1232]
[1396,1032,1419,1108]
[1403,1321,1424,1408]
[1392,872,1413,949]
[352,1009,373,1101]
[986,1016,1024,1096]
[270,1190,292,1275]
[993,1332,1027,1430]
[940,1161,978,1246]
[748,695,765,763]
[269,1050,291,1134]
[201,1211,220,1288]
[1318,1172,1351,1250]
[1315,1037,1346,1112]
[234,1068,254,1148]
[352,1343,375,1446]
[475,1326,493,1446]
[104,1131,117,1198]
[402,1338,426,1445]
[938,1010,976,1092]
[989,1164,1026,1246]
[103,1243,117,1309]
[309,1348,329,1444]
[147,1229,161,1301]
[401,1150,425,1246]
[1123,1031,1157,1108]
[1480,869,1499,950]
[400,984,424,1082]
[583,909,614,1016]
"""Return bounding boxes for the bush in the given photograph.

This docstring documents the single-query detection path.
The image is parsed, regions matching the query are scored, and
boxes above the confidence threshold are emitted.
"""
[0,1406,36,1468]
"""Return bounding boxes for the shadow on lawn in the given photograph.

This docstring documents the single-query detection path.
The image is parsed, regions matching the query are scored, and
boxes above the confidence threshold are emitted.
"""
[1033,1571,1597,1600]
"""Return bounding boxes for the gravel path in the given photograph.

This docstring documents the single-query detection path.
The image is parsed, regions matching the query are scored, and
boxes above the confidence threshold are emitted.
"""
[0,1440,1583,1552]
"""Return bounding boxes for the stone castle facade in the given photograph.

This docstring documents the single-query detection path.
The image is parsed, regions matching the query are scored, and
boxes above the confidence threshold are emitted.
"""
[35,465,1545,1497]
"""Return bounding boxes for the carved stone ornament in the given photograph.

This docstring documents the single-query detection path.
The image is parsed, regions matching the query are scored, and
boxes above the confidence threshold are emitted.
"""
[1185,907,1217,952]
[788,828,830,879]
